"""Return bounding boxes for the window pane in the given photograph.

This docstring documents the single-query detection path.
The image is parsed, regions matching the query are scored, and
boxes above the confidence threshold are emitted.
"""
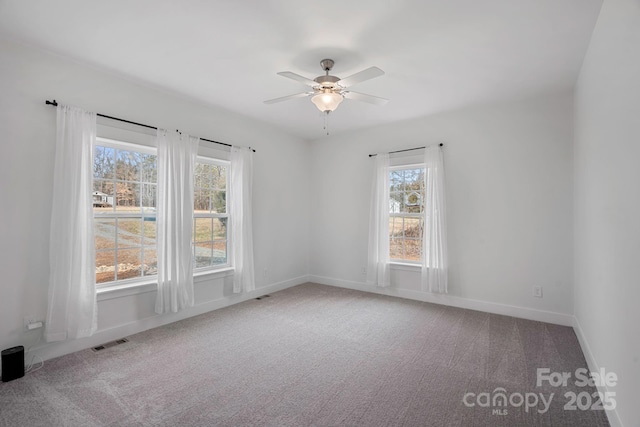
[140,153,157,183]
[94,146,115,179]
[405,190,424,213]
[213,218,227,239]
[389,216,403,238]
[142,219,156,242]
[95,218,116,250]
[194,188,208,212]
[117,218,142,248]
[212,191,226,214]
[390,238,403,260]
[194,242,213,268]
[390,170,403,191]
[389,192,402,213]
[194,218,213,242]
[141,184,156,209]
[143,247,157,277]
[117,248,142,281]
[212,165,227,189]
[194,163,210,188]
[93,180,114,212]
[116,182,140,212]
[404,168,422,190]
[213,240,227,265]
[199,163,213,185]
[405,190,420,206]
[403,217,422,238]
[405,239,422,262]
[115,150,141,181]
[96,250,115,283]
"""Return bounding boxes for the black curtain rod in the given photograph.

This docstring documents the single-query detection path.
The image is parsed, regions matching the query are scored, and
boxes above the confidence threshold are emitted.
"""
[368,143,443,157]
[45,100,255,152]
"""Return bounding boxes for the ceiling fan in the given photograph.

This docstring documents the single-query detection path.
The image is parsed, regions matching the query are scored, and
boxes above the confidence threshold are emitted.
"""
[264,59,388,113]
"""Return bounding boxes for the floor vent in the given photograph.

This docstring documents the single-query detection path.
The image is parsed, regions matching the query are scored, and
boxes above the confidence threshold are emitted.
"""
[91,338,129,352]
[255,294,271,300]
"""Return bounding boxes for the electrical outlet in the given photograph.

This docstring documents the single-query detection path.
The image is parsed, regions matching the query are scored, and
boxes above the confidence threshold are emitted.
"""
[361,266,367,275]
[533,286,543,298]
[24,316,43,331]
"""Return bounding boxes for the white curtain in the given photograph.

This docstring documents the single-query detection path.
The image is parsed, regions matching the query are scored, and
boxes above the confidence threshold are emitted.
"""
[155,130,199,314]
[229,146,255,293]
[45,105,97,342]
[422,145,448,293]
[367,153,391,287]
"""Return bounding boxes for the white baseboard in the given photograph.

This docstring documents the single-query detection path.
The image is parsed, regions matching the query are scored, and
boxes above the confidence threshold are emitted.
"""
[572,316,623,427]
[308,275,575,326]
[29,275,310,363]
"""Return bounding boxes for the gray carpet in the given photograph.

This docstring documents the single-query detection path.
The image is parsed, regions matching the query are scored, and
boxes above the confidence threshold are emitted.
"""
[0,283,610,426]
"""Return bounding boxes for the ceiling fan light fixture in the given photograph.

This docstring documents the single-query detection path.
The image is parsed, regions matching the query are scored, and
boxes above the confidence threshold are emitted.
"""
[265,58,387,120]
[311,90,343,112]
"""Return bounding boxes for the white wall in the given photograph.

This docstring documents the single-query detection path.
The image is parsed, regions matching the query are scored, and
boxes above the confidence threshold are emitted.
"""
[0,37,310,360]
[309,92,575,321]
[5,16,637,423]
[574,0,640,425]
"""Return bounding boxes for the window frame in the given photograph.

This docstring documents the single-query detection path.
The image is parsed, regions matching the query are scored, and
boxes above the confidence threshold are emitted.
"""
[93,137,159,289]
[92,125,237,295]
[389,161,426,265]
[192,155,231,273]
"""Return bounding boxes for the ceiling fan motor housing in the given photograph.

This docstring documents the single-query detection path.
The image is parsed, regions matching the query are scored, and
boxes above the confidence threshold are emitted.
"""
[314,74,340,89]
[314,59,342,90]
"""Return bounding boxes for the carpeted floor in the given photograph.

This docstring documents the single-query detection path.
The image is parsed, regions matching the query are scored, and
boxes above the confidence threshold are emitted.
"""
[0,283,611,426]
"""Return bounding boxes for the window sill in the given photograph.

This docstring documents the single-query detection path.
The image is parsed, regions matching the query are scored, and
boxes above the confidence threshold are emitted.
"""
[389,262,422,272]
[194,266,234,283]
[96,267,235,301]
[97,279,157,301]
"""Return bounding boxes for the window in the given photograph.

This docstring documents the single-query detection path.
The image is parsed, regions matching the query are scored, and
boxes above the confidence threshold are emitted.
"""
[92,137,231,286]
[193,158,229,270]
[389,165,425,263]
[93,139,158,285]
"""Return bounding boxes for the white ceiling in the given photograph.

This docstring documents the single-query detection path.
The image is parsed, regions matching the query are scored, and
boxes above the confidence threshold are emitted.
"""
[0,0,602,141]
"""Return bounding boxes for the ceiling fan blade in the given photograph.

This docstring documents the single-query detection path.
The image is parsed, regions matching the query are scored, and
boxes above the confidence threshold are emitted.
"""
[264,92,313,104]
[343,91,388,106]
[277,71,318,87]
[337,66,384,88]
